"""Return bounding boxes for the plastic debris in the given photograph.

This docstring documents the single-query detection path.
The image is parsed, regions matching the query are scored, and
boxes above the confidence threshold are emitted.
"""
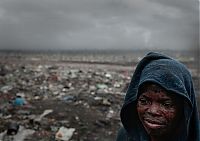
[13,96,25,106]
[96,84,108,89]
[55,127,75,141]
[7,122,20,135]
[61,95,76,103]
[34,109,53,123]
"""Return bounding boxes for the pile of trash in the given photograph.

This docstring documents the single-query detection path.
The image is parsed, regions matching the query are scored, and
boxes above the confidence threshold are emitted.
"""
[0,59,133,141]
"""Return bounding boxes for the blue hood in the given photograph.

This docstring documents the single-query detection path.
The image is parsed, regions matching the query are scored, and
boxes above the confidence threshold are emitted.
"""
[120,52,199,141]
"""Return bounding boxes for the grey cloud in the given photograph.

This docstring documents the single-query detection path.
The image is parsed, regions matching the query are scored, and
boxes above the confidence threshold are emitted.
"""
[0,0,198,50]
[149,0,198,13]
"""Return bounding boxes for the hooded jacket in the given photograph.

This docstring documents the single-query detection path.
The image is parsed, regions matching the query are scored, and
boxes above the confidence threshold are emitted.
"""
[116,52,199,141]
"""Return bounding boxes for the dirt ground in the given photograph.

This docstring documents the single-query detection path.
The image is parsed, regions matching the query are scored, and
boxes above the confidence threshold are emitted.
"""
[26,93,123,141]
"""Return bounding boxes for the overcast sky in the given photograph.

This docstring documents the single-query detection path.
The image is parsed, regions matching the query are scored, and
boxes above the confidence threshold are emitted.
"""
[0,0,198,51]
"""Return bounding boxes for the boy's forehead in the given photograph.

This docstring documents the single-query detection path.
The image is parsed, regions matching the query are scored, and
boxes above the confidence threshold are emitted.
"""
[139,83,166,93]
[139,83,179,100]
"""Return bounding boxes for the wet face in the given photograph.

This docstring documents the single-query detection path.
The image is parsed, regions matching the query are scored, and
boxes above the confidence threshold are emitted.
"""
[137,83,182,138]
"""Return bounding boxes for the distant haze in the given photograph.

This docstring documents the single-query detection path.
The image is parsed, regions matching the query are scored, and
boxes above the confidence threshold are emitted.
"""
[0,0,198,51]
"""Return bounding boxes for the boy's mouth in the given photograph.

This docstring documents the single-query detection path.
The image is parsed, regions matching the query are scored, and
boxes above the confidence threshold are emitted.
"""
[143,118,166,129]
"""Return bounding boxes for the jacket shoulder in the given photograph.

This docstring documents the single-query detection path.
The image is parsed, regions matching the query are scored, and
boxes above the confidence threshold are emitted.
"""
[116,127,131,141]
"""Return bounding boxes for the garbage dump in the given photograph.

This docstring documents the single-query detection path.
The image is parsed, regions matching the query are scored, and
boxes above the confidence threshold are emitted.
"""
[0,51,199,141]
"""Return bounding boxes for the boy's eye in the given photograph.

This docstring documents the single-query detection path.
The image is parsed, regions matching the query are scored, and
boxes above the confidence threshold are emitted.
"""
[162,101,174,108]
[138,98,150,105]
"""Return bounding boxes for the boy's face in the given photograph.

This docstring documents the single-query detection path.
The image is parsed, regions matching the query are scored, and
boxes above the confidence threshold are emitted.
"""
[137,84,182,137]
